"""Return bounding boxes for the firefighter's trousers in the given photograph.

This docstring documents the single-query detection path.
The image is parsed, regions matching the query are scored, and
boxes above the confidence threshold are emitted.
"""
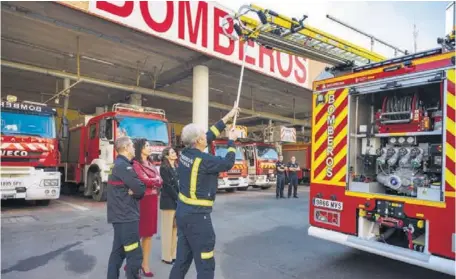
[276,175,285,197]
[107,221,142,279]
[169,212,216,279]
[288,175,298,197]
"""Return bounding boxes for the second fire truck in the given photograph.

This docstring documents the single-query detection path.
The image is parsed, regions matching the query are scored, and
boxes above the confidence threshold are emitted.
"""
[60,103,170,201]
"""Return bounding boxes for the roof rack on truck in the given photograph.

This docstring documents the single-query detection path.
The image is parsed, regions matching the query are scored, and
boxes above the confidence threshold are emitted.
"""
[112,103,166,118]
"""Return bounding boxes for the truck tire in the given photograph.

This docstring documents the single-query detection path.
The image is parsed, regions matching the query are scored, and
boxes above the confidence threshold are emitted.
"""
[237,186,249,191]
[260,186,271,190]
[88,171,107,202]
[36,200,51,206]
[225,188,236,193]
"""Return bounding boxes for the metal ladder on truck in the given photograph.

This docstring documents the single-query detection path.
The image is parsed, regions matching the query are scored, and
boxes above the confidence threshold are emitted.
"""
[224,4,387,69]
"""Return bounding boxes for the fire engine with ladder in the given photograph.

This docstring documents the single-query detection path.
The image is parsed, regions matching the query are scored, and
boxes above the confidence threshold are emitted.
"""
[60,103,170,201]
[226,2,455,275]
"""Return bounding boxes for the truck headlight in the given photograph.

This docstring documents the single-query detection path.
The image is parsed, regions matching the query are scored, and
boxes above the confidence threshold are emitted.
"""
[218,179,225,185]
[43,179,59,187]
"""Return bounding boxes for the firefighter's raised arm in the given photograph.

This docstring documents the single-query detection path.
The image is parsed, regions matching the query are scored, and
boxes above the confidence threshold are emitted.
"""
[206,106,240,145]
[202,130,237,174]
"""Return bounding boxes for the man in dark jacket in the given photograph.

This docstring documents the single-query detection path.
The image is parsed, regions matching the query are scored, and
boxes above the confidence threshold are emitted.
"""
[287,156,300,198]
[107,136,146,279]
[275,155,286,199]
[169,107,239,279]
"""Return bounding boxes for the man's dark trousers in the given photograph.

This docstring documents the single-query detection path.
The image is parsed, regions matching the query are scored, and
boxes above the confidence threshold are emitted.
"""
[107,221,142,279]
[276,174,285,198]
[169,212,216,279]
[288,175,298,197]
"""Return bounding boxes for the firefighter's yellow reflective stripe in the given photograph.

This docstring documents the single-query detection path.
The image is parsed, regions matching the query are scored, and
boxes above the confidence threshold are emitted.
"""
[190,158,202,199]
[124,242,139,252]
[210,126,220,137]
[179,193,214,207]
[201,250,214,259]
[227,147,236,153]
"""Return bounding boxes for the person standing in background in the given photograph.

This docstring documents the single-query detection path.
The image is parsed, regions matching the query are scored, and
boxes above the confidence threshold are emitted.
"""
[107,137,145,279]
[287,156,299,198]
[130,138,163,277]
[275,155,286,199]
[159,147,179,264]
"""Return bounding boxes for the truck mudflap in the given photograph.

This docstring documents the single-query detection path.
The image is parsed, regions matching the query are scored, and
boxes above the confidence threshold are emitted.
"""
[308,226,455,276]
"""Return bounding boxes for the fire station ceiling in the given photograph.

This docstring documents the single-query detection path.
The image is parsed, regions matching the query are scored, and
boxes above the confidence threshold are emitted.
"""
[1,1,313,126]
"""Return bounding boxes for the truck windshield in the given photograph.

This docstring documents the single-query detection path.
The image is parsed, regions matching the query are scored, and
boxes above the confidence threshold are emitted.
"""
[117,117,169,145]
[1,111,56,138]
[215,145,244,161]
[256,146,278,160]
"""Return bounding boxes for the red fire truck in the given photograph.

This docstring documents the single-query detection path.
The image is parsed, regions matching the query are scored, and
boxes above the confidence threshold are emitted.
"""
[60,103,169,201]
[1,95,68,205]
[241,141,279,190]
[210,139,249,192]
[308,44,455,275]
[225,2,455,275]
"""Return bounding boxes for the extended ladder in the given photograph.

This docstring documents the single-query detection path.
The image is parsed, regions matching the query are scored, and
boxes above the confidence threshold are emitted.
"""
[224,4,386,67]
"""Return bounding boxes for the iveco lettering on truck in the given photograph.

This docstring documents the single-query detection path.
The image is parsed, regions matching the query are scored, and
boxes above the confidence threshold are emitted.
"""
[1,95,68,206]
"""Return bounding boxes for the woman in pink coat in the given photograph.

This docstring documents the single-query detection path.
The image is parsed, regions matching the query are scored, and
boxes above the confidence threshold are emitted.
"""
[129,138,163,277]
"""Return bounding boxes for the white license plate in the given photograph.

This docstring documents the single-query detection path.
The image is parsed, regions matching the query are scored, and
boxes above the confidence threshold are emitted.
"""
[1,179,23,188]
[313,198,343,211]
[268,169,274,174]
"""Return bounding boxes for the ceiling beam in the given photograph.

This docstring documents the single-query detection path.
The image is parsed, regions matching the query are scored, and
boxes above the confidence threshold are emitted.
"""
[2,60,310,126]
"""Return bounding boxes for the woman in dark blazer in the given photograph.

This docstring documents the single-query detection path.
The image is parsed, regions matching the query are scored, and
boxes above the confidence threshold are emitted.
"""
[159,147,179,264]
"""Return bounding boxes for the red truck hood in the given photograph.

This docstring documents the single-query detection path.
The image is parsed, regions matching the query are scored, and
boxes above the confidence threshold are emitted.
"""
[221,162,247,178]
[257,160,277,175]
[0,136,58,167]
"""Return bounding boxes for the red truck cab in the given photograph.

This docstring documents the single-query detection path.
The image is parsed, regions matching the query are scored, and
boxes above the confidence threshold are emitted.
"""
[60,103,169,201]
[241,141,278,190]
[210,139,249,192]
[1,95,68,205]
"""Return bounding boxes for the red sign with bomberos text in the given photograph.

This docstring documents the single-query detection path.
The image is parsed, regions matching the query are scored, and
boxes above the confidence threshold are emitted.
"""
[85,1,309,88]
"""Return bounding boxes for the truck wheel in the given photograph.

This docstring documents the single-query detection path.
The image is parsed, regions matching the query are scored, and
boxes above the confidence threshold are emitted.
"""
[260,186,271,190]
[225,188,236,193]
[237,186,249,191]
[36,200,51,206]
[89,171,107,202]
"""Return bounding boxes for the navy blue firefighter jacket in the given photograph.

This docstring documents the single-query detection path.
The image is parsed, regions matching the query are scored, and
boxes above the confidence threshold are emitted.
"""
[177,120,236,214]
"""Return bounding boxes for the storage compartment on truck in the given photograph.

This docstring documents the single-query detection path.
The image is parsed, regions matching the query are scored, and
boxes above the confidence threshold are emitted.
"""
[347,72,445,201]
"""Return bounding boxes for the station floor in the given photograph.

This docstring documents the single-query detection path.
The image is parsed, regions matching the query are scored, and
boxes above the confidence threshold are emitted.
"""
[1,186,452,279]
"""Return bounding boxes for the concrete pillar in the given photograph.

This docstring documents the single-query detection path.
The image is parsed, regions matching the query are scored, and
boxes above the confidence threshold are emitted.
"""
[63,78,70,117]
[129,93,142,106]
[192,65,209,129]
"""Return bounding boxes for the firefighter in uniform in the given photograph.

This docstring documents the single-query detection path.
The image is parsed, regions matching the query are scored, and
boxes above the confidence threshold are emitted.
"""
[107,136,146,279]
[275,155,286,199]
[287,156,299,198]
[169,107,239,279]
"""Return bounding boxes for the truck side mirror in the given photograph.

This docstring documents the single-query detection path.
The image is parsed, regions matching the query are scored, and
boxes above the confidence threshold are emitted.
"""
[61,117,69,139]
[99,118,107,140]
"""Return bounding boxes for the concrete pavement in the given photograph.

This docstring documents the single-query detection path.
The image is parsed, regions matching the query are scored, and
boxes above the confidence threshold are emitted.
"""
[1,187,452,279]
